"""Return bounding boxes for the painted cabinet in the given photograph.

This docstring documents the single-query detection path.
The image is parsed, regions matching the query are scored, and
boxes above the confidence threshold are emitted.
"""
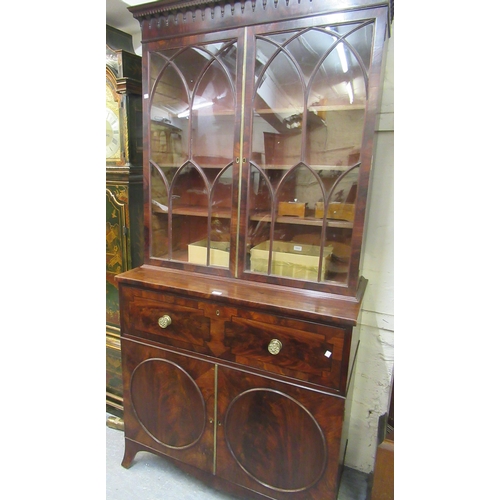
[106,25,143,412]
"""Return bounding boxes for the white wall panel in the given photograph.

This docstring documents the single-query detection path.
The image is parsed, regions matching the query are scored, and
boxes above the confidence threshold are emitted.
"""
[345,26,394,473]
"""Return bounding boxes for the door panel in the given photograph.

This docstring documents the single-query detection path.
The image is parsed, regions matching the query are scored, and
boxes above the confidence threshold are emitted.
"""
[121,338,216,473]
[216,365,345,499]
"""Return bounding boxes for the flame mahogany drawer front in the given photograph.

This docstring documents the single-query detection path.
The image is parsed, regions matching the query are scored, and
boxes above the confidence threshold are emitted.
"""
[222,312,349,391]
[119,286,212,354]
[120,285,351,392]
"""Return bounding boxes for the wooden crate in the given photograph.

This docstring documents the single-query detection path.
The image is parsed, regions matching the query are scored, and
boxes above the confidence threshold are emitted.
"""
[315,202,355,222]
[188,239,230,267]
[250,240,331,280]
[278,201,306,217]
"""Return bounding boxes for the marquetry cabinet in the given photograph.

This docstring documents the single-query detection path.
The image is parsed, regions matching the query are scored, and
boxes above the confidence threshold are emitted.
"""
[106,25,143,412]
[116,1,392,498]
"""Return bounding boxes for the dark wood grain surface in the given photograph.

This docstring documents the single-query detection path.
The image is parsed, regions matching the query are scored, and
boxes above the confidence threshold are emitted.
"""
[117,2,391,499]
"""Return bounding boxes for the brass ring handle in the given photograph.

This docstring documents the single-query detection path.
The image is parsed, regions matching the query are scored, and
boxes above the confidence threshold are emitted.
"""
[268,339,282,355]
[158,315,172,328]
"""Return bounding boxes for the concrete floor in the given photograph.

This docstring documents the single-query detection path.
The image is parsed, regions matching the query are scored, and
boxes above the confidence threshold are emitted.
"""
[106,414,370,500]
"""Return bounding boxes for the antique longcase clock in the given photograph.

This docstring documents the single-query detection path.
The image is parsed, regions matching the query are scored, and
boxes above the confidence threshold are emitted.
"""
[105,25,143,413]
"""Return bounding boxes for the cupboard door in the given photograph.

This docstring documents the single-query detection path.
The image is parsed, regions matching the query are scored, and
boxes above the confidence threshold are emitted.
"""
[216,366,345,499]
[121,338,216,473]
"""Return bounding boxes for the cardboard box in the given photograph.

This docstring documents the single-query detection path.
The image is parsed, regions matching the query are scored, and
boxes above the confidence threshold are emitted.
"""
[250,240,331,280]
[278,202,306,217]
[188,239,230,267]
[315,202,355,222]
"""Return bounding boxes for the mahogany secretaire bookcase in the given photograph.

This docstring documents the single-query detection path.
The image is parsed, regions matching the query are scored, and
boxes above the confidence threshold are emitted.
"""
[116,1,393,498]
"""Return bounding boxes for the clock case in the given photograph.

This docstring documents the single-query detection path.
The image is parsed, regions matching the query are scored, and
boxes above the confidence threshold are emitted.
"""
[106,25,144,413]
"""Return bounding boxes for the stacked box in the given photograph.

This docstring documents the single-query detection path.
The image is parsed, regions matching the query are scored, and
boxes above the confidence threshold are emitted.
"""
[278,202,306,217]
[188,239,230,267]
[250,240,331,280]
[315,202,355,222]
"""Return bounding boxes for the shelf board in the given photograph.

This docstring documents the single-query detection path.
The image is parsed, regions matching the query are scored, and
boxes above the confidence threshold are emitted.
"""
[253,164,353,171]
[254,104,365,113]
[250,212,353,228]
[167,206,232,218]
[155,205,353,228]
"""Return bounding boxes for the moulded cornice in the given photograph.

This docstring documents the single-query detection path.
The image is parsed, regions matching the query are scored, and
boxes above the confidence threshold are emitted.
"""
[129,0,392,21]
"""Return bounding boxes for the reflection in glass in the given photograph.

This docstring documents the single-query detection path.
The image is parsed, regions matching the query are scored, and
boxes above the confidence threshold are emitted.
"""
[150,164,169,258]
[192,47,236,170]
[208,165,232,267]
[150,54,189,168]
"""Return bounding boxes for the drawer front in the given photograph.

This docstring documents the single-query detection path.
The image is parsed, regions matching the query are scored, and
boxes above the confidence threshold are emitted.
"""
[119,285,351,392]
[223,311,350,391]
[120,286,211,352]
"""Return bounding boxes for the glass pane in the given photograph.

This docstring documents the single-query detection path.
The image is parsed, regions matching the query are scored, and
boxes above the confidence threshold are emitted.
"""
[193,51,236,169]
[329,23,374,73]
[283,29,333,83]
[209,165,233,268]
[171,163,209,261]
[306,25,370,169]
[150,164,169,258]
[252,37,303,169]
[322,165,359,283]
[247,163,272,268]
[150,51,190,167]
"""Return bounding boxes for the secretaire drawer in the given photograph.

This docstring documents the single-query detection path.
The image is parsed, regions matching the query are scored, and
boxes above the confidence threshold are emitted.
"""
[119,283,353,392]
[119,286,211,351]
[223,312,350,391]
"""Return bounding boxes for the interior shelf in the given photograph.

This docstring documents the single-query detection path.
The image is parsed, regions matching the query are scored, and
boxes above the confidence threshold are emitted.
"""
[153,205,353,228]
[153,205,232,219]
[249,212,354,228]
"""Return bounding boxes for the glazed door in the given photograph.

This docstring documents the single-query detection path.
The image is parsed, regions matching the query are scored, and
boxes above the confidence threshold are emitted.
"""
[121,338,216,474]
[216,365,345,500]
[240,11,386,292]
[145,29,243,274]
